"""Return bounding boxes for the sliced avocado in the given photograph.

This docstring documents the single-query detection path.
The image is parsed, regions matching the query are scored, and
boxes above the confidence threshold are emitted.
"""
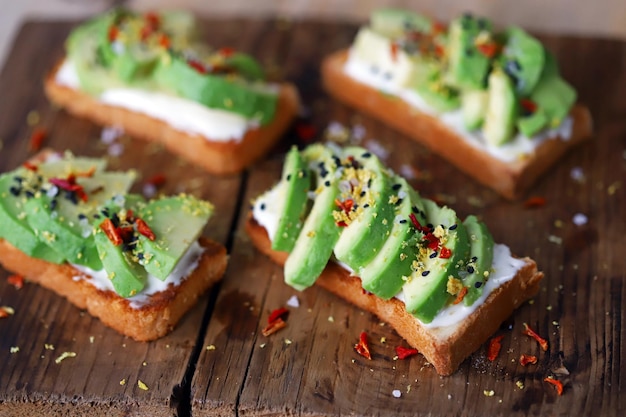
[111,44,161,83]
[415,74,461,113]
[351,27,419,89]
[501,27,545,95]
[283,145,342,291]
[370,8,432,38]
[225,53,265,81]
[94,223,146,298]
[527,51,576,129]
[483,68,519,145]
[154,54,278,124]
[272,147,312,252]
[37,155,107,178]
[461,89,488,130]
[0,172,65,263]
[136,194,213,280]
[445,14,494,90]
[517,109,549,137]
[402,199,470,323]
[462,215,494,306]
[333,147,396,270]
[358,178,426,299]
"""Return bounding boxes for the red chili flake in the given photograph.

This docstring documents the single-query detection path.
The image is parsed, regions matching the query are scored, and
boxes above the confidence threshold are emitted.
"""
[140,25,154,41]
[487,335,504,362]
[524,196,546,209]
[519,354,538,366]
[453,287,468,305]
[125,209,135,223]
[0,306,14,319]
[336,220,348,228]
[409,213,430,234]
[520,98,538,114]
[262,317,287,336]
[395,345,419,360]
[431,21,446,35]
[135,218,156,241]
[390,43,399,62]
[434,44,445,58]
[7,274,24,290]
[108,26,119,42]
[544,376,564,395]
[29,127,47,152]
[100,218,123,246]
[439,246,452,259]
[477,42,500,58]
[117,226,134,242]
[145,173,167,187]
[267,307,289,324]
[49,176,88,202]
[74,166,96,178]
[23,161,38,172]
[354,331,372,360]
[158,34,170,48]
[295,122,317,143]
[523,323,549,351]
[219,47,236,57]
[144,12,160,28]
[423,233,440,250]
[188,60,207,74]
[334,198,354,214]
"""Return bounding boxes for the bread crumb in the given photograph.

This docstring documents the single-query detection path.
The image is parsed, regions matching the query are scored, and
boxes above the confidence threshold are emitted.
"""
[206,345,216,351]
[89,336,95,343]
[10,346,19,354]
[44,344,55,350]
[516,381,525,389]
[447,394,452,400]
[392,389,401,398]
[548,235,562,245]
[328,316,334,323]
[27,110,40,126]
[120,379,126,386]
[137,380,149,391]
[284,339,292,345]
[483,390,495,397]
[286,295,300,308]
[55,352,76,364]
[380,337,386,344]
[142,362,147,366]
[259,343,266,349]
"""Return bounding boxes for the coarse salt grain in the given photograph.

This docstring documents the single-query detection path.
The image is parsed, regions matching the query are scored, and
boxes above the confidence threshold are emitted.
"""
[572,213,588,226]
[108,143,124,157]
[286,295,300,308]
[392,389,401,398]
[570,167,585,182]
[101,126,124,144]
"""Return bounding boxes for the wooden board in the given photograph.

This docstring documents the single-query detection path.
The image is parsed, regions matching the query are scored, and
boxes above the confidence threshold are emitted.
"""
[0,18,625,417]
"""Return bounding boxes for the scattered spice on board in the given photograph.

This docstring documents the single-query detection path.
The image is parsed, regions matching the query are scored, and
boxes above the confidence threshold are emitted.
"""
[453,286,468,304]
[354,331,372,360]
[55,351,76,364]
[29,127,47,152]
[544,376,564,395]
[395,346,419,360]
[524,196,546,209]
[137,380,149,391]
[0,306,15,319]
[519,354,538,366]
[523,323,549,351]
[262,307,289,336]
[487,335,504,362]
[7,274,24,290]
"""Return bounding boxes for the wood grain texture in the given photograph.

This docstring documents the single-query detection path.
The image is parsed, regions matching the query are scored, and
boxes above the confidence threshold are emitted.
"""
[0,18,625,417]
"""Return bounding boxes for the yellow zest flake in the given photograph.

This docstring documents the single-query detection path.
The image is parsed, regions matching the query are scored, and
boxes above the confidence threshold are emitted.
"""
[483,389,495,397]
[120,379,126,386]
[10,346,20,353]
[206,345,216,351]
[388,195,399,205]
[138,380,149,391]
[446,277,463,295]
[516,381,525,390]
[41,231,56,243]
[44,344,55,350]
[433,225,447,240]
[55,351,77,364]
[399,253,407,261]
[306,230,316,238]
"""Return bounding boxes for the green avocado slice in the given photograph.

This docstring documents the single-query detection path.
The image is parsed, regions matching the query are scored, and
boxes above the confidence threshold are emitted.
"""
[402,199,470,323]
[272,147,312,252]
[370,8,433,38]
[483,68,519,145]
[358,178,427,299]
[283,145,342,291]
[462,215,494,306]
[333,147,396,270]
[501,26,545,95]
[136,195,213,280]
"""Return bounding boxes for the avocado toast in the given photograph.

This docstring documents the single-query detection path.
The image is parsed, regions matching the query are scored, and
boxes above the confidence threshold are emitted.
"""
[0,150,227,341]
[45,8,300,175]
[321,9,592,199]
[246,143,543,375]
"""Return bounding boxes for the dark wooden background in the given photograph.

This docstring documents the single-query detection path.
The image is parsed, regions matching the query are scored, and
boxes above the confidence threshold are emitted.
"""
[0,18,624,417]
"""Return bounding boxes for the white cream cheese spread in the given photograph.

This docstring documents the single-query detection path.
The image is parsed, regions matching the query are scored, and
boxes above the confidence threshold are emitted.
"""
[72,240,205,309]
[344,51,573,163]
[55,59,258,142]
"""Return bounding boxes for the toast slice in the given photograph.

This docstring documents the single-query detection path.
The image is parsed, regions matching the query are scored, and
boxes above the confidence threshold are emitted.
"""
[246,215,543,375]
[321,50,593,200]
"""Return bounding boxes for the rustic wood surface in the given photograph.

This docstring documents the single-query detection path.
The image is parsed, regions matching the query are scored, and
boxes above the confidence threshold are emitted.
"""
[0,18,625,417]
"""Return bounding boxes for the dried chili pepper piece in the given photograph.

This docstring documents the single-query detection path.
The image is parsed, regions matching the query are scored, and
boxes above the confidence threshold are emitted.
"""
[477,42,500,58]
[354,331,372,360]
[23,161,38,172]
[136,218,156,241]
[519,354,538,366]
[439,247,452,259]
[100,218,123,246]
[7,274,24,290]
[267,307,289,324]
[522,323,549,351]
[523,196,546,209]
[390,43,399,62]
[0,306,15,318]
[29,127,47,152]
[219,47,236,57]
[395,346,419,360]
[295,122,317,143]
[453,287,468,305]
[262,318,287,337]
[544,376,564,395]
[520,98,538,114]
[108,26,119,42]
[487,335,504,362]
[188,60,207,74]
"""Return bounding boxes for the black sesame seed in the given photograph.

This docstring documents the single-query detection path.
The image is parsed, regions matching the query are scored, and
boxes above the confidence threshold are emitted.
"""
[93,213,101,219]
[362,152,372,158]
[467,266,475,274]
[395,198,403,206]
[320,169,329,178]
[360,190,366,197]
[429,252,437,259]
[24,190,35,199]
[399,219,407,224]
[13,176,24,183]
[101,207,110,217]
[392,183,402,191]
[78,214,87,220]
[474,281,483,288]
[422,270,430,276]
[137,253,144,260]
[50,199,57,210]
[427,223,433,229]
[324,180,331,187]
[412,205,419,213]
[449,224,458,230]
[363,204,370,208]
[471,256,478,263]
[260,203,266,210]
[465,47,474,57]
[286,174,291,181]
[9,187,20,196]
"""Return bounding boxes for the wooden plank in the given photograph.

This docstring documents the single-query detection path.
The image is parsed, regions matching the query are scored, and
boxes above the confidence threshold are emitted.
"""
[0,20,244,416]
[193,20,626,417]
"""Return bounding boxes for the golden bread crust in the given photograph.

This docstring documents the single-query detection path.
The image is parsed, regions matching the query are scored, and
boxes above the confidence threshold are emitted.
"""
[245,214,543,375]
[44,60,300,175]
[321,50,593,200]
